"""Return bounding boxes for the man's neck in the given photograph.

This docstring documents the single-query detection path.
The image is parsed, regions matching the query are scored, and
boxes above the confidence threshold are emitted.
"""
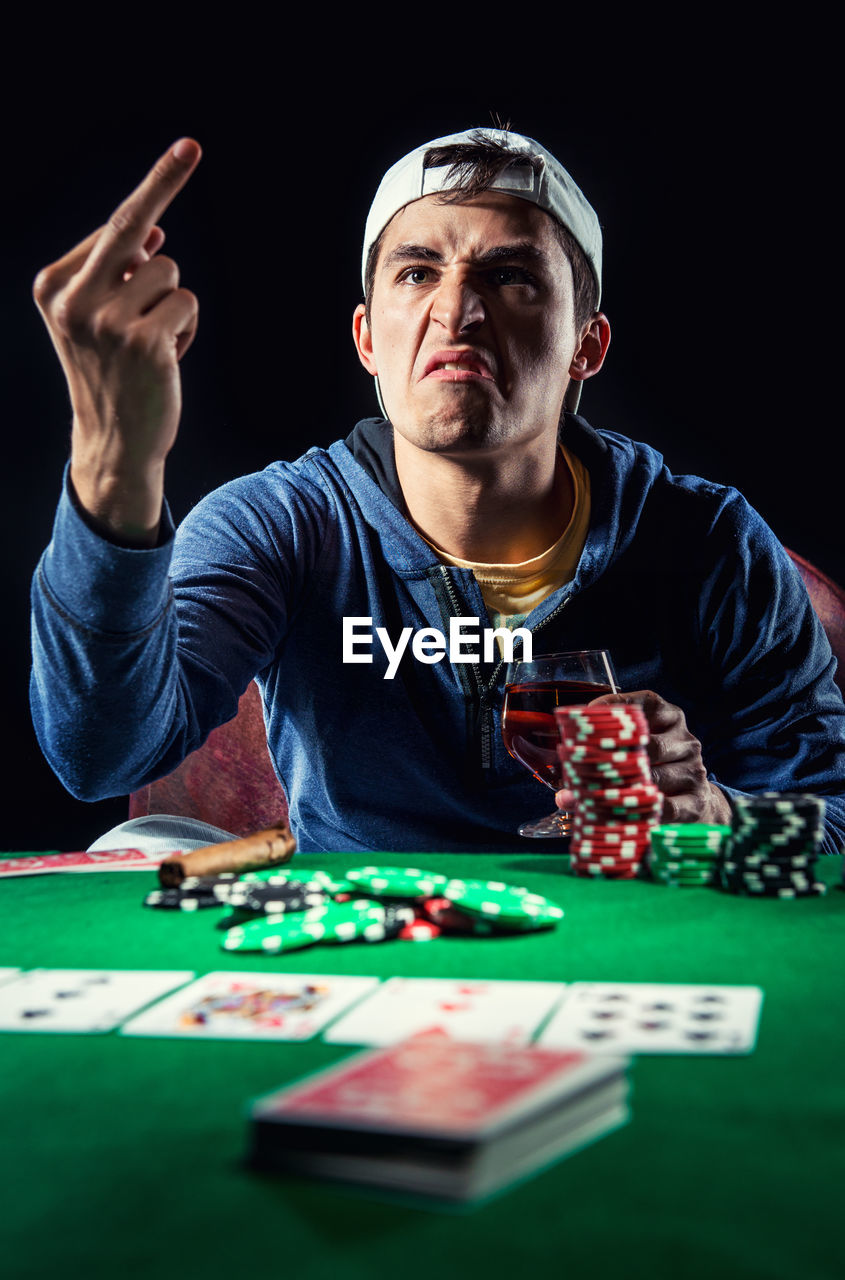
[393,430,573,565]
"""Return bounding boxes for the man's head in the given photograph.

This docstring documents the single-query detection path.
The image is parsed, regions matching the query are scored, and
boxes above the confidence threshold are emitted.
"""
[353,128,610,453]
[362,129,603,340]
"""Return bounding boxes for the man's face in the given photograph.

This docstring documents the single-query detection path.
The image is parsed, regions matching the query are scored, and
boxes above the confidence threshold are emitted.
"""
[353,191,582,456]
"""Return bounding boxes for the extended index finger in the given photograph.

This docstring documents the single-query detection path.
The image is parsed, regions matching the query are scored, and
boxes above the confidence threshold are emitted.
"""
[79,138,201,283]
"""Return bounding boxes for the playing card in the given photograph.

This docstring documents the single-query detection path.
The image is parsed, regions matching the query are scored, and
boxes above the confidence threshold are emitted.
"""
[537,982,764,1054]
[0,969,21,987]
[120,972,381,1041]
[248,1031,631,1202]
[322,977,567,1047]
[0,849,169,877]
[254,1031,627,1134]
[0,969,195,1032]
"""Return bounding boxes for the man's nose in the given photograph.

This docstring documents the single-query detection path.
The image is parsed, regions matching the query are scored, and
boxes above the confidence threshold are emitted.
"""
[430,273,485,334]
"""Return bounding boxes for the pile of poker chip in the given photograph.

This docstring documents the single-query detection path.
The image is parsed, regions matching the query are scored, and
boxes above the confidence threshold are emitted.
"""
[143,865,564,955]
[554,702,663,879]
[646,823,731,886]
[718,793,828,898]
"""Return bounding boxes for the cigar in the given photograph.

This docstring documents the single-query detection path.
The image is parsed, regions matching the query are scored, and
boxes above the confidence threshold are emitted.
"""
[157,826,296,887]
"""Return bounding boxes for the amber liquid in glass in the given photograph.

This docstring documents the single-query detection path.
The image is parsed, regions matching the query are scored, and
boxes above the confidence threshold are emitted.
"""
[502,679,614,789]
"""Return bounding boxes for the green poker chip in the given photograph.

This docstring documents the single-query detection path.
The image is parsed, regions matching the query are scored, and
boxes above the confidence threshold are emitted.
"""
[220,898,411,952]
[221,914,327,954]
[652,827,728,839]
[441,878,564,928]
[238,867,358,896]
[345,866,450,898]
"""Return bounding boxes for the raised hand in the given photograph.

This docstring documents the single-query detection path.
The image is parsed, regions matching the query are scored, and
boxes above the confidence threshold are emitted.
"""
[33,138,202,543]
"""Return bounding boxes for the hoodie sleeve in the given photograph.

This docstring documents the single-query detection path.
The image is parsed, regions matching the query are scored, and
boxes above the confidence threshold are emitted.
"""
[30,465,326,801]
[690,484,845,856]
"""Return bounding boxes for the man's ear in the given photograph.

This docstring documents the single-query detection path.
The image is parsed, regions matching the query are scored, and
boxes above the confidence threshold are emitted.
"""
[352,304,378,376]
[569,312,611,385]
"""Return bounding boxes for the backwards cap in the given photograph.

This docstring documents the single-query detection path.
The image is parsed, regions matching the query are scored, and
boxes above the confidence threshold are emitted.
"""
[362,128,602,416]
[363,126,602,303]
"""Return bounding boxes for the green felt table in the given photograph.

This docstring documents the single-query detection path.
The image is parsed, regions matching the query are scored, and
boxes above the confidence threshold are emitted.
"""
[1,850,844,1280]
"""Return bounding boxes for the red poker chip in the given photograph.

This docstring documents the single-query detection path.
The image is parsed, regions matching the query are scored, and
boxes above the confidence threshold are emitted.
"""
[556,708,648,728]
[422,897,477,932]
[561,762,650,778]
[398,920,441,941]
[571,849,645,864]
[571,820,653,836]
[558,711,650,732]
[571,835,650,853]
[573,857,650,872]
[572,808,656,820]
[573,806,661,822]
[575,794,662,812]
[575,795,661,808]
[572,819,647,835]
[561,750,651,767]
[575,813,662,829]
[560,732,647,742]
[571,846,651,857]
[571,838,650,855]
[556,705,647,724]
[560,754,651,771]
[559,745,646,762]
[578,784,660,800]
[559,732,650,750]
[563,769,654,789]
[558,711,645,726]
[570,863,642,879]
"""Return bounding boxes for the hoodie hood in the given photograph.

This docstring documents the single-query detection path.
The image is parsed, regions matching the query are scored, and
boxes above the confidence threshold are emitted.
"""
[337,412,667,593]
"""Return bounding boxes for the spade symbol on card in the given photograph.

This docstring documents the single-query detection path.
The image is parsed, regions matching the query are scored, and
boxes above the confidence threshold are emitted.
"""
[538,982,765,1056]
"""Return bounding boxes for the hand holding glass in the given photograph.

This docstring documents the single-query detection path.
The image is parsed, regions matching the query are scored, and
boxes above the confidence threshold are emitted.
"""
[502,650,620,838]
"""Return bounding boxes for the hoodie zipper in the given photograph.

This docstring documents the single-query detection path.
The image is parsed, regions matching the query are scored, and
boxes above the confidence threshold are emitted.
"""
[437,566,577,776]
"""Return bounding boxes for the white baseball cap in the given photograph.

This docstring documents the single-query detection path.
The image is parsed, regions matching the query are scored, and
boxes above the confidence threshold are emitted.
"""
[361,128,603,415]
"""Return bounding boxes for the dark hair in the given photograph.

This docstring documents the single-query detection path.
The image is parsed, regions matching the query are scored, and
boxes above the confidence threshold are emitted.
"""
[364,133,599,331]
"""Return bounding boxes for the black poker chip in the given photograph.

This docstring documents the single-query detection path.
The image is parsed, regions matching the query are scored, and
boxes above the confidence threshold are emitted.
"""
[143,886,223,911]
[731,793,826,816]
[222,882,329,915]
[359,903,418,941]
[719,792,827,899]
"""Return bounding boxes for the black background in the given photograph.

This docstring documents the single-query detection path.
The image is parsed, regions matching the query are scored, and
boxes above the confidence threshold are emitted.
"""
[3,31,840,851]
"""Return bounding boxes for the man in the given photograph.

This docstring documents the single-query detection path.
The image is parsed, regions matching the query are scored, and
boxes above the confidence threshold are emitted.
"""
[30,129,845,854]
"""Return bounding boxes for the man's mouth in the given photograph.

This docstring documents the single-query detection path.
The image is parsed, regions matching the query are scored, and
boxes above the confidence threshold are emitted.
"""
[422,350,496,382]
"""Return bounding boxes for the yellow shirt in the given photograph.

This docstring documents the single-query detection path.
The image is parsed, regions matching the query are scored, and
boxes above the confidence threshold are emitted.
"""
[423,444,591,640]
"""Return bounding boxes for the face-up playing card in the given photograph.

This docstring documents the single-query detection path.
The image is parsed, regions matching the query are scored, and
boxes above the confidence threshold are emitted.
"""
[120,972,381,1041]
[0,969,21,987]
[322,977,567,1047]
[537,982,764,1055]
[0,969,195,1033]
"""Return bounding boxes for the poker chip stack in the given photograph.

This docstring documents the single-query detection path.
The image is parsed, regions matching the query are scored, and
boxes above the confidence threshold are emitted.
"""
[718,793,828,898]
[143,865,565,953]
[646,824,731,887]
[554,703,663,878]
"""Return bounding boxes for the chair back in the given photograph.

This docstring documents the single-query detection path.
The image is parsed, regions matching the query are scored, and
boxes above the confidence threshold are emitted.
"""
[128,680,288,835]
[786,549,845,696]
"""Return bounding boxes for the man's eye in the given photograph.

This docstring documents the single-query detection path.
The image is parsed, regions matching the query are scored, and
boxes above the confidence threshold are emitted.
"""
[399,267,433,285]
[489,267,534,286]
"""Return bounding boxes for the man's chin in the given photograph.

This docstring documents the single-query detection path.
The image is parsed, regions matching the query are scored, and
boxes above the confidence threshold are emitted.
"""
[391,408,510,455]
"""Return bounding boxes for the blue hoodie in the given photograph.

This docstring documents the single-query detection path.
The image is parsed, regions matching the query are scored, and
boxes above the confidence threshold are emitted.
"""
[30,414,845,854]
